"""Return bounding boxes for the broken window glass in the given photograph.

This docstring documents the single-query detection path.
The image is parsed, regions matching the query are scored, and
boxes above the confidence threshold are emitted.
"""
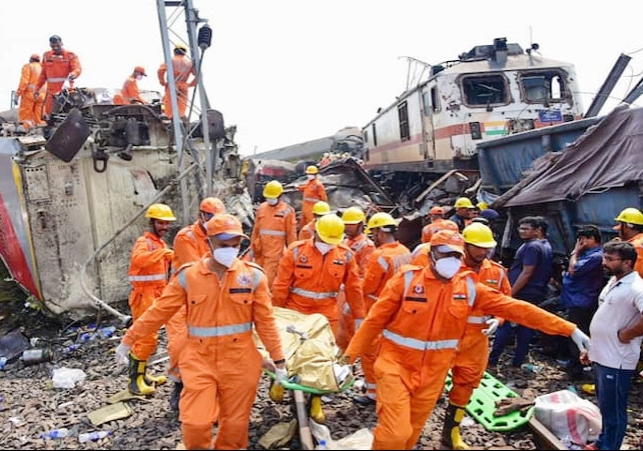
[520,71,566,104]
[461,74,508,106]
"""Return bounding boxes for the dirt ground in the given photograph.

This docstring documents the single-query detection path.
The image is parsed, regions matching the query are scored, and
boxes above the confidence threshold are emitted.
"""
[1,304,643,450]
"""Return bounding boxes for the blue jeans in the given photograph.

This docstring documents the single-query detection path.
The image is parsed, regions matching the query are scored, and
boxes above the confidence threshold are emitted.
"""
[488,322,535,366]
[593,363,634,450]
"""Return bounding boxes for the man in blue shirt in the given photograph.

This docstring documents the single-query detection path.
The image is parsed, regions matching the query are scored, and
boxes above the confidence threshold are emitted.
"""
[561,225,604,380]
[489,216,553,367]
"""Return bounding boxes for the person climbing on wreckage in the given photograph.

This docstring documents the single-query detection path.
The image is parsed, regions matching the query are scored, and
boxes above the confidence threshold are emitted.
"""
[116,214,287,450]
[344,229,591,450]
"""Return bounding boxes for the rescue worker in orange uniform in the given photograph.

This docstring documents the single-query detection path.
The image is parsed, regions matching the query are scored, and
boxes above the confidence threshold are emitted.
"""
[272,213,365,337]
[614,207,643,277]
[442,222,510,449]
[421,206,446,243]
[337,207,375,351]
[116,214,286,450]
[354,212,411,406]
[167,197,226,411]
[15,54,45,129]
[34,35,82,118]
[250,180,297,287]
[297,165,328,229]
[158,44,196,119]
[412,219,459,266]
[345,229,591,450]
[113,66,148,105]
[298,201,331,241]
[125,203,176,396]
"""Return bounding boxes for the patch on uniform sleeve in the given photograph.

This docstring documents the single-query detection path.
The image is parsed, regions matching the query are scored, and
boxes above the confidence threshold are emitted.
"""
[453,293,467,300]
[485,279,498,285]
[237,273,252,287]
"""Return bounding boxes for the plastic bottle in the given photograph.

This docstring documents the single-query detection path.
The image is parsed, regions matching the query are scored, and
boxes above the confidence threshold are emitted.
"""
[0,357,7,370]
[315,439,327,450]
[99,326,117,339]
[40,428,70,439]
[63,343,81,354]
[520,363,542,373]
[78,431,111,443]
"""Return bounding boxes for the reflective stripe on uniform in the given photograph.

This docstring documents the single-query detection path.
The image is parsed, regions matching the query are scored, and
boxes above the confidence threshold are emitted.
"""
[303,197,321,203]
[259,229,286,236]
[188,322,252,337]
[466,276,476,306]
[367,294,378,301]
[129,274,166,282]
[378,256,389,272]
[467,315,486,324]
[290,287,338,300]
[402,270,414,297]
[382,329,459,351]
[47,77,67,82]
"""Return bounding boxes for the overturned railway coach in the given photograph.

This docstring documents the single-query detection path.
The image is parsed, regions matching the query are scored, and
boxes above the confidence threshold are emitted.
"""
[362,38,584,190]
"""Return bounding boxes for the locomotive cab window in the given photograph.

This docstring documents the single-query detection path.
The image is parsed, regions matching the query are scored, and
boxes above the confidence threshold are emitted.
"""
[461,74,508,106]
[520,70,566,104]
[398,101,410,141]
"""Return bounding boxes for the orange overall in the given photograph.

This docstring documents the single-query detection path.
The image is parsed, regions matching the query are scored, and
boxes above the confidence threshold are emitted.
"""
[168,222,210,382]
[122,258,284,450]
[449,259,510,407]
[337,233,375,351]
[421,218,446,243]
[627,232,643,277]
[16,61,45,128]
[297,178,327,229]
[360,242,411,400]
[114,75,146,105]
[346,266,576,450]
[127,232,172,360]
[251,200,297,287]
[272,239,365,336]
[158,55,195,118]
[36,49,81,117]
[298,219,316,241]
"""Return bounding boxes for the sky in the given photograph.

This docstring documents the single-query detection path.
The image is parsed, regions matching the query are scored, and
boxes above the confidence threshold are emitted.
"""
[2,1,643,156]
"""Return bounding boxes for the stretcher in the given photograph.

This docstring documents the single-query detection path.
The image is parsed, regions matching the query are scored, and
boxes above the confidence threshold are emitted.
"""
[256,307,355,450]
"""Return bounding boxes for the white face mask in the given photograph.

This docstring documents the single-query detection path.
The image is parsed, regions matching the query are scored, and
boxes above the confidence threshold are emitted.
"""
[434,256,462,279]
[307,175,316,181]
[213,247,239,267]
[266,198,278,206]
[315,241,335,255]
[136,74,143,81]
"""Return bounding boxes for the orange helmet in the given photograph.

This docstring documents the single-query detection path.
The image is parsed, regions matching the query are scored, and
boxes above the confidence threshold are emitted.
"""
[429,206,444,215]
[435,220,459,233]
[199,197,226,215]
[134,66,147,76]
[430,230,465,255]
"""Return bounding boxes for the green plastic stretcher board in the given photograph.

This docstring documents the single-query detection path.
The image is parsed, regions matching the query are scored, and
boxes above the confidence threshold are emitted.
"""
[264,369,355,395]
[444,371,534,432]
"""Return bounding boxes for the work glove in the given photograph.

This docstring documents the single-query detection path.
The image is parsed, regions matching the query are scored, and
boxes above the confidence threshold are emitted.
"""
[571,328,591,353]
[482,317,500,336]
[115,342,131,365]
[274,367,288,385]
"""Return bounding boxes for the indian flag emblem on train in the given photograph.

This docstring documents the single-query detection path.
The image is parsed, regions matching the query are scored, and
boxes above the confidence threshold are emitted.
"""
[483,121,508,136]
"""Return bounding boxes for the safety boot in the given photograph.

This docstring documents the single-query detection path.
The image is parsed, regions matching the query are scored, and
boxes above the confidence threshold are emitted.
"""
[128,353,156,396]
[169,381,183,412]
[441,403,470,450]
[143,361,168,387]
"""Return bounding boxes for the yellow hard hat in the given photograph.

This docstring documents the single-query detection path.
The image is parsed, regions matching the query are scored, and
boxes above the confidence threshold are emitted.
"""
[175,44,188,54]
[366,212,397,233]
[145,203,177,221]
[462,222,497,249]
[305,165,319,175]
[341,207,366,224]
[454,197,475,209]
[263,180,284,199]
[476,201,489,211]
[315,214,345,245]
[614,207,643,225]
[312,201,331,216]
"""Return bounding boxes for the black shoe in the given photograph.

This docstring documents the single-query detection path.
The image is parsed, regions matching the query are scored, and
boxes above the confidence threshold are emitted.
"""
[117,151,132,161]
[353,395,376,406]
[169,381,183,412]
